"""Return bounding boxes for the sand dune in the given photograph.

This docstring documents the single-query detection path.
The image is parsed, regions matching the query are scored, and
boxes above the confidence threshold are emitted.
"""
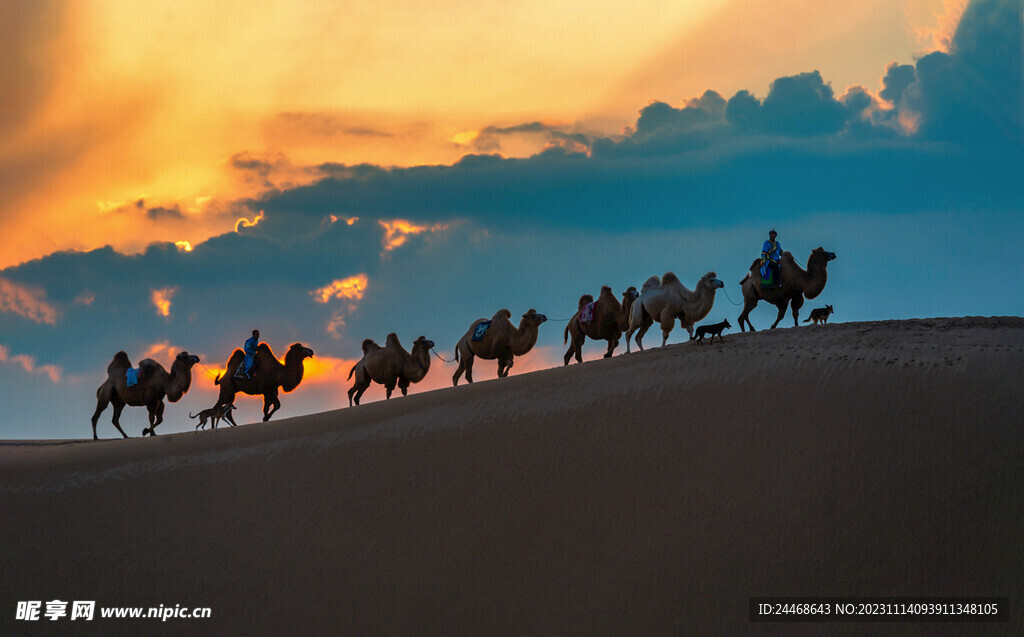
[3,317,1023,635]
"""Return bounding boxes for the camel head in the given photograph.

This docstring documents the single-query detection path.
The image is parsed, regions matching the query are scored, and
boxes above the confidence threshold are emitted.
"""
[522,309,547,326]
[286,343,315,361]
[699,271,725,291]
[175,351,201,368]
[810,247,837,265]
[622,286,639,303]
[412,335,435,352]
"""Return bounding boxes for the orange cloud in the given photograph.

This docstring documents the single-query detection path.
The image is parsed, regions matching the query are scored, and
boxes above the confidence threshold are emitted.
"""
[312,275,368,304]
[151,287,177,318]
[0,344,61,383]
[175,240,193,252]
[378,219,450,252]
[234,210,265,233]
[0,277,59,325]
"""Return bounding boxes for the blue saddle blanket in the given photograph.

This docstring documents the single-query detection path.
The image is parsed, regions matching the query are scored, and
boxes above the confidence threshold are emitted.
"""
[126,367,140,388]
[472,320,491,341]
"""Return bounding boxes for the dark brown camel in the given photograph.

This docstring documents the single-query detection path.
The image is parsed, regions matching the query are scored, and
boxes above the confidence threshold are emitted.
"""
[215,342,314,422]
[91,350,200,439]
[563,286,639,364]
[737,247,837,331]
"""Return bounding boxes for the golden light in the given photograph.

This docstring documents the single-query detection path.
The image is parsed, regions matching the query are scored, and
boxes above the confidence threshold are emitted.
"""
[450,130,480,146]
[378,219,450,252]
[151,287,178,318]
[312,274,368,304]
[175,240,194,252]
[234,210,265,233]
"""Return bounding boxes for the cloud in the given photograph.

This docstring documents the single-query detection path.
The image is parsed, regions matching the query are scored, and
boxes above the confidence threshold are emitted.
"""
[312,275,368,304]
[273,112,393,139]
[0,277,59,325]
[151,287,177,318]
[900,0,1023,146]
[0,343,61,382]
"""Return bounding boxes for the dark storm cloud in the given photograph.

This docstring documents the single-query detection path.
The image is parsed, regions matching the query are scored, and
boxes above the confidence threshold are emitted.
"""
[879,63,916,105]
[901,0,1023,146]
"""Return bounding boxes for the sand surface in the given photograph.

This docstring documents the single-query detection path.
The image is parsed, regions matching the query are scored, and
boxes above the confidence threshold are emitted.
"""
[2,317,1023,635]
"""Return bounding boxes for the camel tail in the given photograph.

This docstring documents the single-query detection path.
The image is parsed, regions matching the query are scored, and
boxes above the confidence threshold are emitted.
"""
[739,274,749,285]
[564,321,570,344]
[214,373,221,385]
[347,364,356,380]
[454,345,460,363]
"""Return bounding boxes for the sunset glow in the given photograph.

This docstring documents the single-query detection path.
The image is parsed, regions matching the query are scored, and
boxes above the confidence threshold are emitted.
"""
[312,275,369,304]
[151,288,178,318]
[379,220,451,252]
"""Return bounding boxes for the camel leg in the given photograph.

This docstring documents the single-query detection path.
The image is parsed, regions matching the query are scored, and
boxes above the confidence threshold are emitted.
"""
[347,384,360,407]
[399,377,410,397]
[770,299,790,329]
[91,397,109,441]
[458,350,475,384]
[262,392,281,421]
[790,296,805,327]
[109,399,129,439]
[385,379,396,399]
[738,293,758,332]
[563,343,574,366]
[604,337,616,358]
[572,332,584,364]
[353,386,368,405]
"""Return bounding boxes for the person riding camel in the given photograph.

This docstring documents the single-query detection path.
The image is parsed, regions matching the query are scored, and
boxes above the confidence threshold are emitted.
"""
[760,229,782,290]
[236,329,260,379]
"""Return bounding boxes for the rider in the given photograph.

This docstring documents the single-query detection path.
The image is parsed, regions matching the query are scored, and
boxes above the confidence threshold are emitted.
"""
[760,229,782,289]
[239,329,259,379]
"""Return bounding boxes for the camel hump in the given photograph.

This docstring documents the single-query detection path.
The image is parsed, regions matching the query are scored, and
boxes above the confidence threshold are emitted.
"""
[385,333,403,348]
[641,275,661,292]
[361,339,381,355]
[577,294,594,310]
[600,285,613,295]
[109,351,131,373]
[661,272,680,285]
[492,309,512,322]
[138,359,160,378]
[704,271,717,279]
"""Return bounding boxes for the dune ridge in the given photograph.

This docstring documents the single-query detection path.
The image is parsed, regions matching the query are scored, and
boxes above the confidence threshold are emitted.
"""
[2,317,1023,635]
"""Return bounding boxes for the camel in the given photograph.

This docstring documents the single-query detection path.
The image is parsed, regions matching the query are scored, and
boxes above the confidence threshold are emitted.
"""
[737,247,837,331]
[625,271,724,352]
[347,334,435,406]
[563,286,639,364]
[453,308,547,385]
[91,350,201,439]
[214,342,315,422]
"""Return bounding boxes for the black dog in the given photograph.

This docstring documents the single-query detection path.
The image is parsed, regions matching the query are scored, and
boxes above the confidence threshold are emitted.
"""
[691,319,731,344]
[803,305,834,325]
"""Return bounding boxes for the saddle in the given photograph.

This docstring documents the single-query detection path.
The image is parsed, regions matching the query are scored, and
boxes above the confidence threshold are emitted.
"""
[760,264,782,290]
[579,301,597,324]
[472,320,492,342]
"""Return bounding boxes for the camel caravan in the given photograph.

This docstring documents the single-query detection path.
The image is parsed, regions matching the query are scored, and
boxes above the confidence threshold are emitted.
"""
[91,232,836,438]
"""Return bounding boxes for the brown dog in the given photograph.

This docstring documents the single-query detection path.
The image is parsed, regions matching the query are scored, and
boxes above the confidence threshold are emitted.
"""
[191,403,237,431]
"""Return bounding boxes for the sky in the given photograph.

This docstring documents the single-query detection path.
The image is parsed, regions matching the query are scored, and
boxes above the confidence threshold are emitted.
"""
[1,0,1021,439]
